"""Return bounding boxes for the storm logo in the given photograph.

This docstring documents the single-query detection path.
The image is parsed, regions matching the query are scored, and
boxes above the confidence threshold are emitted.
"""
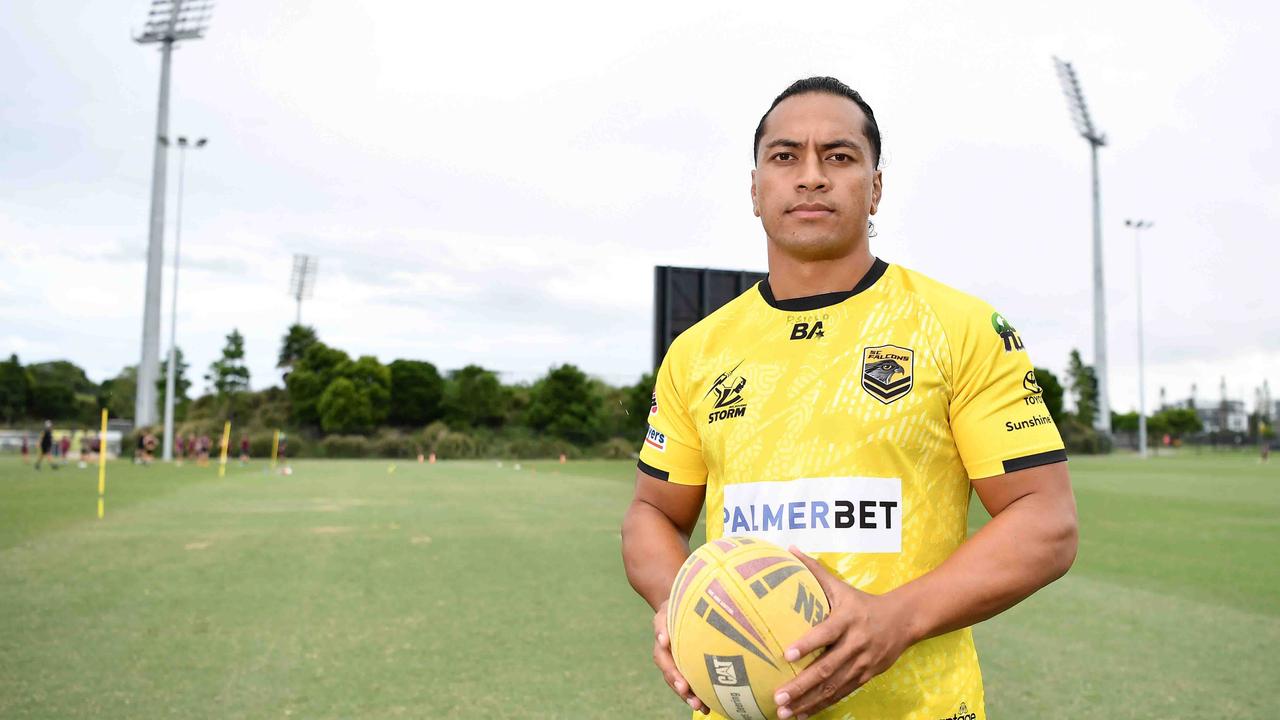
[862,345,914,405]
[704,361,749,423]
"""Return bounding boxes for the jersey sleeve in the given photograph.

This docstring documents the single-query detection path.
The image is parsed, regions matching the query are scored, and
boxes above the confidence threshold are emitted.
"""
[949,305,1066,479]
[637,344,707,486]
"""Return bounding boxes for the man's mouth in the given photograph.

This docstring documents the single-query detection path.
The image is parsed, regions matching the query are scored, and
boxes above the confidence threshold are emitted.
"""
[788,202,834,219]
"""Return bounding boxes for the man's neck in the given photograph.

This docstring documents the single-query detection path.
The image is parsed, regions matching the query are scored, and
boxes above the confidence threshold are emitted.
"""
[765,241,875,300]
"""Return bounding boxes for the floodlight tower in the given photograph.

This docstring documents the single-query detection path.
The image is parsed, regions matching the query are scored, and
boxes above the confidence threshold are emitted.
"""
[134,0,213,427]
[289,255,319,325]
[162,136,208,462]
[1126,218,1153,458]
[1054,56,1112,436]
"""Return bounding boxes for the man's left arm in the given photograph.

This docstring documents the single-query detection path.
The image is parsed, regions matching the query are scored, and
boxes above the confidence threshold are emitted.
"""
[773,462,1076,719]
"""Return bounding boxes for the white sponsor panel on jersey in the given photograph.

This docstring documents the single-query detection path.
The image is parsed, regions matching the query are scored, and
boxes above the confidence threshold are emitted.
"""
[644,425,666,452]
[721,477,902,553]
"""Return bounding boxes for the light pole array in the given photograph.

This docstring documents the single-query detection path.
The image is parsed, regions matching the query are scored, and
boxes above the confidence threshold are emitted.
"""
[1126,218,1153,458]
[1054,56,1112,436]
[133,0,212,427]
[162,136,208,462]
[289,255,319,326]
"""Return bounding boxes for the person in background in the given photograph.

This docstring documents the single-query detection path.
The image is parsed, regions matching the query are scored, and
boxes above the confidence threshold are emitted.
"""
[239,434,250,465]
[70,429,85,469]
[21,434,29,464]
[34,421,56,470]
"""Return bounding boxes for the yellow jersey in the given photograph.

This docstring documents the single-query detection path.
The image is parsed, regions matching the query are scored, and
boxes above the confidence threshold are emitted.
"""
[638,258,1065,720]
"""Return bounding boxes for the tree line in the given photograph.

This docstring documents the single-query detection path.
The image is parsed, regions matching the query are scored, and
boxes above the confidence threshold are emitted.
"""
[0,325,654,459]
[1,333,1226,458]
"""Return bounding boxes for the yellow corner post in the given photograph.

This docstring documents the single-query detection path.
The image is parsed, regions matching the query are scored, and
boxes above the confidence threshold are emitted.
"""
[270,429,280,470]
[218,420,231,477]
[97,408,108,519]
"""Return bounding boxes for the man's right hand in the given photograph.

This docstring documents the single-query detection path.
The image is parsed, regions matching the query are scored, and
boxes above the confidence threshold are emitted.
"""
[653,600,710,715]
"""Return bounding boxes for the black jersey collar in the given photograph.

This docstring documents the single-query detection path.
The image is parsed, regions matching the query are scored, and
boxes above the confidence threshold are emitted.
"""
[758,257,889,311]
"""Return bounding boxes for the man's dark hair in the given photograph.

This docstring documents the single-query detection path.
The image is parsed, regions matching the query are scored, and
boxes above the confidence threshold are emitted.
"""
[753,76,881,168]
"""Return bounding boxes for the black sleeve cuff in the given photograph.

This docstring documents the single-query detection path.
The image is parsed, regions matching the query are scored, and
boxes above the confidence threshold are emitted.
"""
[637,458,670,481]
[1001,448,1068,474]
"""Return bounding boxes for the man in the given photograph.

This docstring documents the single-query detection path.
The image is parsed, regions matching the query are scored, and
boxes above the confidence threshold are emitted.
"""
[34,421,55,470]
[621,77,1077,720]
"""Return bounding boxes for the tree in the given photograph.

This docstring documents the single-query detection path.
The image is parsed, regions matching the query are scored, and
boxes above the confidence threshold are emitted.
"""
[286,342,351,427]
[342,355,391,426]
[155,347,192,420]
[1149,407,1202,439]
[525,364,605,445]
[26,360,96,395]
[278,324,319,376]
[0,354,31,424]
[442,365,508,428]
[29,382,77,421]
[206,329,251,396]
[1032,367,1065,424]
[388,359,444,426]
[1111,411,1140,433]
[318,377,375,434]
[1066,349,1098,426]
[99,366,137,421]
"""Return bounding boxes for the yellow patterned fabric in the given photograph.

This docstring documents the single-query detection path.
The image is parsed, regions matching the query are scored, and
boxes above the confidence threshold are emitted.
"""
[638,259,1065,720]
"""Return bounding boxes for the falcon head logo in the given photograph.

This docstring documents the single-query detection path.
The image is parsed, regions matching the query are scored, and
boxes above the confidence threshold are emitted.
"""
[861,345,914,405]
[864,359,905,385]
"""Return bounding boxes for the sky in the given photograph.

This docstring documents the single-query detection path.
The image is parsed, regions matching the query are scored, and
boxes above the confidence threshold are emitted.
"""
[1,0,1277,413]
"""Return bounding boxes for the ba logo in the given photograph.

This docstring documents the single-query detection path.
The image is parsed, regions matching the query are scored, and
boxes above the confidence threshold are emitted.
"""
[991,312,1025,353]
[649,391,659,418]
[704,361,748,423]
[861,345,914,405]
[790,321,825,340]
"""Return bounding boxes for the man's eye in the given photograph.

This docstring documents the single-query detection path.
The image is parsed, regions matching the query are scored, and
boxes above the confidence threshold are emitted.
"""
[773,152,794,161]
[828,153,851,162]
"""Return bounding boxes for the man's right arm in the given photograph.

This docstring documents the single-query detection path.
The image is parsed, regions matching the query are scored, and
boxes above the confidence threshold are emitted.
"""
[621,469,705,608]
[621,468,709,714]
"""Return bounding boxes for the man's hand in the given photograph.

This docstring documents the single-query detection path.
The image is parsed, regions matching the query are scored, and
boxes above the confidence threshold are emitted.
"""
[772,548,915,720]
[653,600,710,714]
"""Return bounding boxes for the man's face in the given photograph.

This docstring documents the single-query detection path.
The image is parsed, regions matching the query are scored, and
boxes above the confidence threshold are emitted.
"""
[751,92,882,261]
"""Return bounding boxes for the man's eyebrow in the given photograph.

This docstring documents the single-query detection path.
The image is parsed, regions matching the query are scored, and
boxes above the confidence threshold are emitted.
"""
[764,138,803,149]
[819,138,863,151]
[763,138,864,151]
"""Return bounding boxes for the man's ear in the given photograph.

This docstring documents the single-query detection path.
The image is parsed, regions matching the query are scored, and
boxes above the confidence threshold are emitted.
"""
[870,169,882,215]
[751,169,760,217]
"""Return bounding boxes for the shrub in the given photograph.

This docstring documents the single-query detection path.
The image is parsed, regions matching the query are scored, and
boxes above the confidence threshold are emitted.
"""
[1060,417,1112,455]
[596,437,635,459]
[320,434,372,458]
[373,429,415,458]
[420,421,450,452]
[435,431,478,459]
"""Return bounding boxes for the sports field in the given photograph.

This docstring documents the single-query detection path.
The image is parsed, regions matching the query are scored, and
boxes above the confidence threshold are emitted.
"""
[1,453,1276,719]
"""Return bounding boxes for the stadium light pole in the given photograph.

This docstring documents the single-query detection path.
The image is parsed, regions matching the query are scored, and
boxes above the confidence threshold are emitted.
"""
[162,136,208,462]
[1054,56,1112,436]
[134,0,213,428]
[289,255,319,325]
[1126,219,1153,458]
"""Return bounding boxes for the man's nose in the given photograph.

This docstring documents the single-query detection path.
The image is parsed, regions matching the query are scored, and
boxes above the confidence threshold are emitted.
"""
[796,154,828,192]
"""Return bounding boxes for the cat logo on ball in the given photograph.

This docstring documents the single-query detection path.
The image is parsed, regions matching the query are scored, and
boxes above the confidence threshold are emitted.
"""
[861,344,914,405]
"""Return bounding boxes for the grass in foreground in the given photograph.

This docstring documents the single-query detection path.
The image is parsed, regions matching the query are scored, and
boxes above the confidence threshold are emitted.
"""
[0,451,1277,718]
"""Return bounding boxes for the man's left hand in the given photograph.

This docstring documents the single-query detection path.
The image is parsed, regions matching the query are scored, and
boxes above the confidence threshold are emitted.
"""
[772,547,915,720]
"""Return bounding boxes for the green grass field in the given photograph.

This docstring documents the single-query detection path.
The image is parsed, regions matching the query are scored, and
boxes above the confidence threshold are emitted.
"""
[1,452,1277,718]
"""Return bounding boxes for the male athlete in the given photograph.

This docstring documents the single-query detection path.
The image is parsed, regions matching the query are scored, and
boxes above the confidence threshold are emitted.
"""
[621,77,1078,720]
